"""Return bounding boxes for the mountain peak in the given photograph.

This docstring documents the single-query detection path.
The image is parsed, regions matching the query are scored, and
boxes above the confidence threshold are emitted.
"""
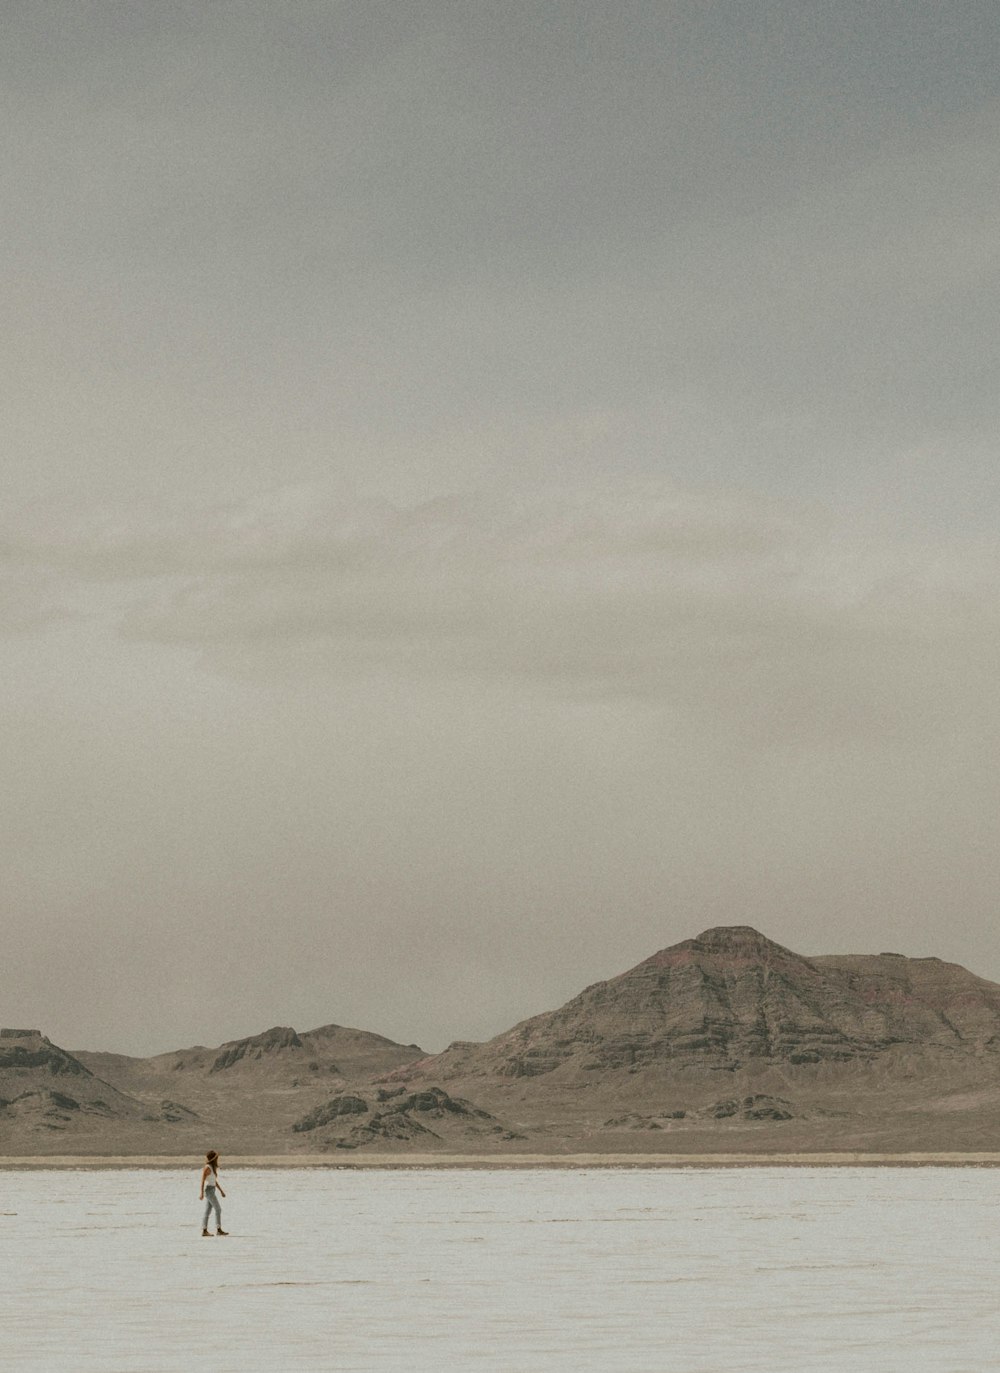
[209,1025,304,1073]
[692,925,783,951]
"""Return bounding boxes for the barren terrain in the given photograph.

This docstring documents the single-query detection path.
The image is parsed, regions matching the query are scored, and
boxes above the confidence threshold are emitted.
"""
[7,925,1000,1157]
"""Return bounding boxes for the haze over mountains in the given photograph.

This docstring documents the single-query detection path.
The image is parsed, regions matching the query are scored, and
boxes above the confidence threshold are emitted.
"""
[6,926,1000,1155]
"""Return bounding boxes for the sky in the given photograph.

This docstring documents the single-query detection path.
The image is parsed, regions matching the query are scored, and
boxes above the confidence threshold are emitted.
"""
[3,1,999,1056]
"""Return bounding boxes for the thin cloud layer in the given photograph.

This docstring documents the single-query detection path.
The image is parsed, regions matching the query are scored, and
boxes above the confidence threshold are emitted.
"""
[6,483,999,739]
[4,5,999,528]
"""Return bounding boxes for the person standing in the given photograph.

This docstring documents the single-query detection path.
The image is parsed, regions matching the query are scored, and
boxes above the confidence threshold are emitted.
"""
[199,1150,228,1236]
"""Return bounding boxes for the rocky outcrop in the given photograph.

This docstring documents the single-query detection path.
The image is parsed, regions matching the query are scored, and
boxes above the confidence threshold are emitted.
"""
[0,1031,150,1139]
[705,1095,794,1122]
[210,1026,304,1072]
[809,952,1000,1050]
[2,1091,69,1131]
[604,1110,687,1129]
[392,1088,492,1120]
[293,1094,369,1132]
[155,1100,200,1123]
[0,1032,91,1078]
[291,1085,518,1151]
[336,1109,439,1149]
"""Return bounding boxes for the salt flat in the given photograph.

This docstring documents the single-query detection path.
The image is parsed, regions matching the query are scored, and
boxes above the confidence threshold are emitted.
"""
[1,1167,996,1371]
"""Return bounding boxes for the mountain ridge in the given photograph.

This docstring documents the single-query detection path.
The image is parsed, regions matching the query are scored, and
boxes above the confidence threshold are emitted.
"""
[6,926,1000,1155]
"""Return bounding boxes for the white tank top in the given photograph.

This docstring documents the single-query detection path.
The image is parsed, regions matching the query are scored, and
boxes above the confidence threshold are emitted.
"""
[204,1166,219,1188]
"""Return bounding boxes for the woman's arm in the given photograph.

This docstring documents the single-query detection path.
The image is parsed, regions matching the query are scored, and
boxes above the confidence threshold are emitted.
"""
[199,1164,210,1198]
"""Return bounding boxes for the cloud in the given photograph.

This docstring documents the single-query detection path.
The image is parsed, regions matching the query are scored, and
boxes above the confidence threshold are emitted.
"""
[5,482,998,751]
[0,559,75,635]
[4,4,999,535]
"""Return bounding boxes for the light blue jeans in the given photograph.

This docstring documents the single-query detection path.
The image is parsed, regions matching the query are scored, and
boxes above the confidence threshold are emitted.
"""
[202,1186,222,1231]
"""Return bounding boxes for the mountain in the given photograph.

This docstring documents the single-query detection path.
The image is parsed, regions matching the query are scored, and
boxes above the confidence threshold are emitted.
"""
[80,1021,422,1089]
[0,1028,184,1149]
[72,1022,427,1152]
[7,926,1000,1156]
[383,926,1000,1152]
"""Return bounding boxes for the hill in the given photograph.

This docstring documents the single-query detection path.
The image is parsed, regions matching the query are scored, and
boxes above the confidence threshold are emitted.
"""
[71,1022,428,1153]
[0,1028,187,1150]
[7,926,1000,1155]
[383,926,1000,1152]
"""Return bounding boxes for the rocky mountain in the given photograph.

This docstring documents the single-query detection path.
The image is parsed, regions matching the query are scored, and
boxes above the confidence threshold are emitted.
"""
[70,1022,428,1153]
[401,925,1000,1076]
[80,1021,422,1089]
[7,926,1000,1155]
[0,1028,187,1149]
[384,926,1000,1152]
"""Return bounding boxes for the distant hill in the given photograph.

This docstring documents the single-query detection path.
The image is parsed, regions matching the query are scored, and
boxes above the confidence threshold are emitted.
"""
[0,1029,179,1150]
[398,926,1000,1077]
[7,926,1000,1155]
[79,1021,422,1087]
[72,1022,427,1153]
[384,926,1000,1152]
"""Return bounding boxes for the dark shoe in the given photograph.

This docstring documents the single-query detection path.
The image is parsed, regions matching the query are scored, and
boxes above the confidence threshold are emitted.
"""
[216,1229,229,1236]
[202,1229,213,1237]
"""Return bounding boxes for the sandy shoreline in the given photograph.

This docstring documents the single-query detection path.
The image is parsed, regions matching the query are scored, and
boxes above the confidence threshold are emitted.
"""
[4,1151,1000,1169]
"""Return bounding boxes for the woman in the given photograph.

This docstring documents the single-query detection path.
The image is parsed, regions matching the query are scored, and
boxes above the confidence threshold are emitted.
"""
[199,1150,228,1236]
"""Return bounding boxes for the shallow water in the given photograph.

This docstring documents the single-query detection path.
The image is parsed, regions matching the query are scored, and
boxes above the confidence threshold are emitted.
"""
[1,1166,996,1371]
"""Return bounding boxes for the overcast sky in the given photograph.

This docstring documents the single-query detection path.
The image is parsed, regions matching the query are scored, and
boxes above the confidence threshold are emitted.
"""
[3,1,999,1056]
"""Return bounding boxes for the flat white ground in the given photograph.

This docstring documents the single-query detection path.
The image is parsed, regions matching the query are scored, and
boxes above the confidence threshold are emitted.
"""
[2,1167,996,1371]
